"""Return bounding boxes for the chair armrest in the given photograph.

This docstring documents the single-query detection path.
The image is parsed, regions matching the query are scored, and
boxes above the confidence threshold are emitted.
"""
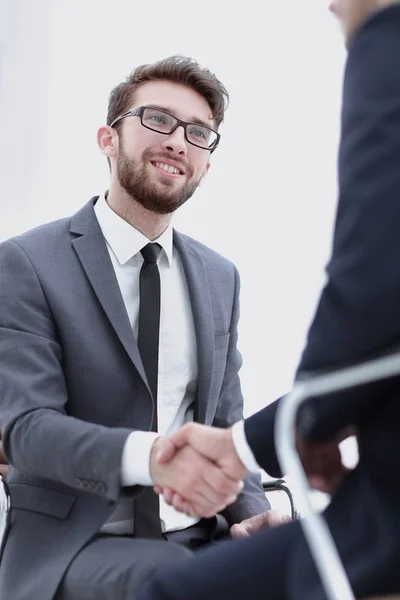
[275,352,400,600]
[262,478,298,520]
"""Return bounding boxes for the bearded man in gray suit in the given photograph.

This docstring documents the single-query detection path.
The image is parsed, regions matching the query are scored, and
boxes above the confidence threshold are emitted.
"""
[0,55,289,600]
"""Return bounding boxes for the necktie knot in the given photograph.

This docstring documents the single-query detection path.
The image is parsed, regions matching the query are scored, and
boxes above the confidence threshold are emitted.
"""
[141,243,161,264]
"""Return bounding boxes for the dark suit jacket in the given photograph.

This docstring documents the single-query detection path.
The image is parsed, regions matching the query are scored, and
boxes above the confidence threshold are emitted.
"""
[0,198,269,600]
[244,6,400,597]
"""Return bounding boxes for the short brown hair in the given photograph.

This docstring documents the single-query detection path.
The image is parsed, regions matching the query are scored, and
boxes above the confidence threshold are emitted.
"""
[107,55,229,129]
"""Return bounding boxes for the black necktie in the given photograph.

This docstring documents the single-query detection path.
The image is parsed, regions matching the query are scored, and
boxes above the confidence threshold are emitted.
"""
[134,243,163,539]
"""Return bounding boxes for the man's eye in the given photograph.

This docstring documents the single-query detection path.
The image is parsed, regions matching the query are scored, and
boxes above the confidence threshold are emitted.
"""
[149,114,166,123]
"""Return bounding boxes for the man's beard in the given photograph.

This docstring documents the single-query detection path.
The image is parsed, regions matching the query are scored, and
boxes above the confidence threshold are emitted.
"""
[117,143,202,215]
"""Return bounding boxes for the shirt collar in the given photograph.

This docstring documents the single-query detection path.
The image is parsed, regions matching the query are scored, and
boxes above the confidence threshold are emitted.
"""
[94,193,173,266]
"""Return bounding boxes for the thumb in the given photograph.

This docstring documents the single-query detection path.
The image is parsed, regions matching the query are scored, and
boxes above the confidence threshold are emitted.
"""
[230,522,250,538]
[156,425,194,463]
[155,437,179,464]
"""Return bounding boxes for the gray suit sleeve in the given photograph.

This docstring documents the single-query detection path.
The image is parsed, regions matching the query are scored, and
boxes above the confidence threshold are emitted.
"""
[211,266,271,525]
[0,240,132,502]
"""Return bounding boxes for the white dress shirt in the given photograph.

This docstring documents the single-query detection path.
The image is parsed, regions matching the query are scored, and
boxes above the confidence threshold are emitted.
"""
[95,194,199,533]
[231,420,262,473]
[94,195,261,535]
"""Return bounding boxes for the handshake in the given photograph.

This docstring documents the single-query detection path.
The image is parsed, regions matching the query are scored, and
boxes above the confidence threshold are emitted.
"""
[148,420,355,530]
[149,423,247,520]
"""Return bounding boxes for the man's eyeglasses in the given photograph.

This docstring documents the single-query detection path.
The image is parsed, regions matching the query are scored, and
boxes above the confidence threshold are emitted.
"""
[110,106,220,153]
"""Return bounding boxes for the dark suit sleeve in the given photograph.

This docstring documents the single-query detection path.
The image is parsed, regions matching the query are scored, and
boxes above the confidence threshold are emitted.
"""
[0,240,133,501]
[245,6,400,467]
[212,266,271,524]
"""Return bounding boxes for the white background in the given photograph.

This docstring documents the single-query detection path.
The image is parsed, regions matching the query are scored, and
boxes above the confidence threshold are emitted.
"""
[0,1,356,507]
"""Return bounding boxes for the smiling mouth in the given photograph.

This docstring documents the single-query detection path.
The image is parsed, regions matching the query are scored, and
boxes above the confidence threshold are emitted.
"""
[151,161,184,177]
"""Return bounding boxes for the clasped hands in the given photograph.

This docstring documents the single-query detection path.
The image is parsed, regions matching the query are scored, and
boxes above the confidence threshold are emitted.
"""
[149,423,292,536]
[149,423,245,519]
[149,421,357,535]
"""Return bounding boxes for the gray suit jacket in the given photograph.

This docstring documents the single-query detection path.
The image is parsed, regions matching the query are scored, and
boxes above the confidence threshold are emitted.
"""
[0,198,269,600]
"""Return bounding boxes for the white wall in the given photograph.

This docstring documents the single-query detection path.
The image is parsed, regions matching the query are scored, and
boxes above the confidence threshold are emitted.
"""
[0,0,53,237]
[1,1,355,488]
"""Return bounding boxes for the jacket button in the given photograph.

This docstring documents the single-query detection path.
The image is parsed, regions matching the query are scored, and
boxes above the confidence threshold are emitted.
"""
[97,482,107,494]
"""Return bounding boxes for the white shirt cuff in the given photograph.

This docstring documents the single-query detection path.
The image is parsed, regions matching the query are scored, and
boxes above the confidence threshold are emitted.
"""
[231,420,261,473]
[121,431,160,486]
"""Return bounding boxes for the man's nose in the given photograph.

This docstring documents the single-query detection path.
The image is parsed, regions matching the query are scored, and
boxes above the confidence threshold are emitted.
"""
[161,125,187,155]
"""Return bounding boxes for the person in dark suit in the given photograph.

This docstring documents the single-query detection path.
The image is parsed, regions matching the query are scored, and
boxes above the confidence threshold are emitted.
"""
[137,2,400,599]
[0,56,291,600]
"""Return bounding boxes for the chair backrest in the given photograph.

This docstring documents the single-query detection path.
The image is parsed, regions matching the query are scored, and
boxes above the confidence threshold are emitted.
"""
[0,475,11,564]
[275,351,400,600]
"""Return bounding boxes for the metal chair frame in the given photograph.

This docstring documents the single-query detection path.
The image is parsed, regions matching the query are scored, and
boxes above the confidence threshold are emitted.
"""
[275,350,400,600]
[262,478,298,521]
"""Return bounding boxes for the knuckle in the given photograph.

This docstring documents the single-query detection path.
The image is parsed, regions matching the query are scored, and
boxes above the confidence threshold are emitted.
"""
[214,478,228,495]
[187,474,198,489]
[194,505,204,517]
[214,474,232,496]
[196,468,207,484]
[181,483,190,498]
[183,422,193,435]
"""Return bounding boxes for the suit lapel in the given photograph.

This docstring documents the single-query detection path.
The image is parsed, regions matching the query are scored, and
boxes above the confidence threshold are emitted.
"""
[70,199,151,393]
[173,231,215,423]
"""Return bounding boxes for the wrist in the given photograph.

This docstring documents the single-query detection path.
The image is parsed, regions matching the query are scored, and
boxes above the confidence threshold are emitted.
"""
[224,427,235,451]
[224,427,247,478]
[149,436,163,485]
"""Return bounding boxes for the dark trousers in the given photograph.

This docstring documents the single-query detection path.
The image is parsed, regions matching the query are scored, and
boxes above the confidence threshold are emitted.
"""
[137,467,400,600]
[55,517,229,600]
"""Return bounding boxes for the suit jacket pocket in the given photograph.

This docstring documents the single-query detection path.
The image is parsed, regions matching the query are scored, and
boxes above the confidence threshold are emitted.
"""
[214,333,230,352]
[10,482,77,519]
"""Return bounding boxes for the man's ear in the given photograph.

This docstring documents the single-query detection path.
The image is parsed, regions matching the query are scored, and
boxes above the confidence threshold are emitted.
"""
[198,161,211,187]
[97,126,119,159]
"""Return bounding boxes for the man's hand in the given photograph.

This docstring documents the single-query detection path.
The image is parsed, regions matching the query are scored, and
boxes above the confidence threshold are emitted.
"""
[297,427,356,495]
[0,430,8,479]
[230,509,292,538]
[152,423,247,516]
[155,423,246,480]
[149,436,243,518]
